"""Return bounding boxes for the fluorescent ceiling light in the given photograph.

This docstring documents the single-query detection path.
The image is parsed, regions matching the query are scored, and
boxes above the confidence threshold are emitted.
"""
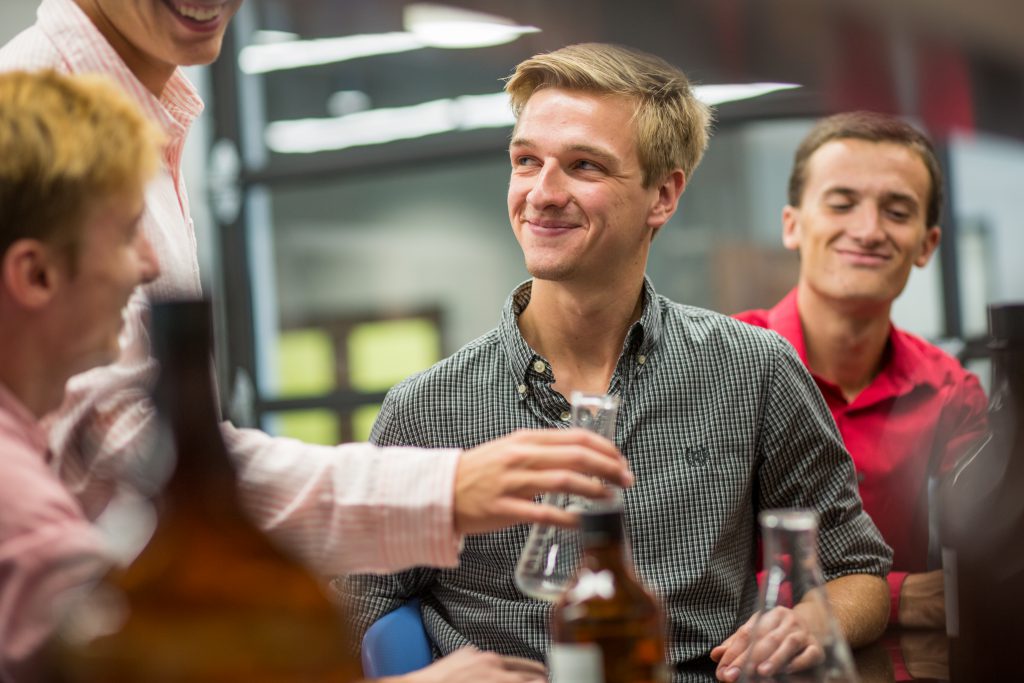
[240,4,538,75]
[266,93,514,154]
[403,3,539,48]
[696,82,801,105]
[266,83,802,154]
[251,30,300,45]
[240,33,423,74]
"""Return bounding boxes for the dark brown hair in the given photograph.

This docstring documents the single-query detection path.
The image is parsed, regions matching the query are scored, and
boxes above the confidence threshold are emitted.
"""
[788,111,943,226]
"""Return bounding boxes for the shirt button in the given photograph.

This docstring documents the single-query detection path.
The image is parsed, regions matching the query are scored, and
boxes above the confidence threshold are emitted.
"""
[559,411,571,422]
[517,384,527,395]
[637,354,647,365]
[532,360,547,373]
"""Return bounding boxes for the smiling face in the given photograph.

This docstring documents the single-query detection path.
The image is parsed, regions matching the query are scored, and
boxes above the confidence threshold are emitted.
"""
[507,88,682,288]
[51,190,161,376]
[784,138,940,310]
[75,0,242,93]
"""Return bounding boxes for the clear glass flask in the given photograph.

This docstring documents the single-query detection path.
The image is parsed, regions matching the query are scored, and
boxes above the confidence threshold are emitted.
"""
[740,509,860,683]
[515,392,621,601]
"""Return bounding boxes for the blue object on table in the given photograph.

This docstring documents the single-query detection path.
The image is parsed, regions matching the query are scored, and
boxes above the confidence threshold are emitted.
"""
[360,599,433,677]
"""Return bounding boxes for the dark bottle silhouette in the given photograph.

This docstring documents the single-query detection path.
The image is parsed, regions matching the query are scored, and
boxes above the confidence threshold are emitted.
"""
[49,299,361,682]
[940,302,1024,680]
[550,509,668,683]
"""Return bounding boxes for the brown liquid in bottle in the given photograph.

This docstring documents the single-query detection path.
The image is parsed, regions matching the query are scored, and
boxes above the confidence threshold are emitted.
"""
[550,509,668,683]
[48,299,362,682]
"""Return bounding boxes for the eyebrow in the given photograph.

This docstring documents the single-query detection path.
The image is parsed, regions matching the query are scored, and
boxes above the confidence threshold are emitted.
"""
[509,137,619,166]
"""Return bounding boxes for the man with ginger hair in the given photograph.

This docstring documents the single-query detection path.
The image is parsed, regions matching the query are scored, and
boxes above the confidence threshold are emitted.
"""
[0,69,162,678]
[341,43,893,682]
[736,111,988,631]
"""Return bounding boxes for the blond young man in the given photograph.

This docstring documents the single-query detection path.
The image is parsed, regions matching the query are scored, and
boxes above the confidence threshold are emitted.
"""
[342,43,893,682]
[736,112,989,630]
[0,0,631,577]
[0,69,161,678]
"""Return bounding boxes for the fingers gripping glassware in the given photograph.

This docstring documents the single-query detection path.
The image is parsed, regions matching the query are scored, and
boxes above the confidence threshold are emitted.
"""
[740,509,860,683]
[515,392,622,602]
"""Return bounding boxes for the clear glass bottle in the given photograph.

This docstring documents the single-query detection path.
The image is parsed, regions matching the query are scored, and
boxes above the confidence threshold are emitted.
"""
[515,392,621,601]
[741,510,859,683]
[46,299,362,682]
[549,509,668,683]
[940,302,1024,681]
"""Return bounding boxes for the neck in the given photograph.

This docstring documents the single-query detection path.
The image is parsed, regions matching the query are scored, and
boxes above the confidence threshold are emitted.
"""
[796,282,892,402]
[517,277,644,397]
[74,0,174,96]
[0,330,67,419]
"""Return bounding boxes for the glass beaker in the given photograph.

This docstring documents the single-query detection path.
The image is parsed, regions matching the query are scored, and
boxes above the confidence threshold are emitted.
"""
[741,509,860,683]
[514,392,622,601]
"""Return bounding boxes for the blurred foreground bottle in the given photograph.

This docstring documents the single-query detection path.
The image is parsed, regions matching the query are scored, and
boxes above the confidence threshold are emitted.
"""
[48,299,361,682]
[940,302,1024,681]
[741,510,858,683]
[549,509,668,683]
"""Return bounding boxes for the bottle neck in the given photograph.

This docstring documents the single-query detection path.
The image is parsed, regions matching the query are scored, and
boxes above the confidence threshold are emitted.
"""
[150,303,238,505]
[989,345,1024,409]
[579,511,633,575]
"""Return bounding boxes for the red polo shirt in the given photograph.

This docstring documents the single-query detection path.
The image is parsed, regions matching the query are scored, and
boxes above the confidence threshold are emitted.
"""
[737,289,988,620]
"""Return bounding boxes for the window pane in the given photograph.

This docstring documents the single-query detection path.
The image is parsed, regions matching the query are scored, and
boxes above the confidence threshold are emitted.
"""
[271,409,339,445]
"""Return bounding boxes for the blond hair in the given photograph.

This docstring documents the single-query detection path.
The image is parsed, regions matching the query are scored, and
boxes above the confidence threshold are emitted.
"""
[0,70,162,265]
[505,43,713,188]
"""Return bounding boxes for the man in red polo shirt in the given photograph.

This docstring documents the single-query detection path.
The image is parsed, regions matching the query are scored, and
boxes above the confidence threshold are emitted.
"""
[736,111,988,629]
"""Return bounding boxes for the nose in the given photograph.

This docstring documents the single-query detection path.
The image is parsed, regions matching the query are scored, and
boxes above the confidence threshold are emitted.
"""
[526,162,571,210]
[135,232,161,284]
[848,203,886,245]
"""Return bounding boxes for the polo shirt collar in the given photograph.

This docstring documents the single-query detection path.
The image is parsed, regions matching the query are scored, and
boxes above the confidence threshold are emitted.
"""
[768,287,940,404]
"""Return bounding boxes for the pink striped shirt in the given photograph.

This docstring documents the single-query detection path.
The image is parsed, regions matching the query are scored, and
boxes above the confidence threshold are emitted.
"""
[0,383,108,678]
[0,0,461,576]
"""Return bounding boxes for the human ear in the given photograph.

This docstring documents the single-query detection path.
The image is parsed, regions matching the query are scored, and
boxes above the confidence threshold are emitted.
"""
[781,205,801,251]
[914,226,942,267]
[2,239,62,309]
[648,169,686,234]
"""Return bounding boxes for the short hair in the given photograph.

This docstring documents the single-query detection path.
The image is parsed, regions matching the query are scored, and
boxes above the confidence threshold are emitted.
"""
[0,70,162,267]
[788,111,943,227]
[505,43,713,188]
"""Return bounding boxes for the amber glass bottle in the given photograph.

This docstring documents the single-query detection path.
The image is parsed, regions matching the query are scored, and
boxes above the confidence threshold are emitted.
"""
[549,509,668,683]
[940,302,1024,681]
[49,299,361,682]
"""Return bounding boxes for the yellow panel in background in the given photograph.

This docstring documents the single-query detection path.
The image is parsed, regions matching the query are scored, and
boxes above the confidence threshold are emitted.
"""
[277,328,335,397]
[274,409,339,446]
[352,404,383,441]
[348,318,440,392]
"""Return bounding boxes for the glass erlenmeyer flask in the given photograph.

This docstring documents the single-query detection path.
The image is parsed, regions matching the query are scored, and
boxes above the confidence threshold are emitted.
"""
[741,509,859,683]
[515,392,621,601]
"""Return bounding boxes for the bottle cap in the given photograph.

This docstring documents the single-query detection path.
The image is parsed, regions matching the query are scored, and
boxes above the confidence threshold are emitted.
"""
[988,303,1024,345]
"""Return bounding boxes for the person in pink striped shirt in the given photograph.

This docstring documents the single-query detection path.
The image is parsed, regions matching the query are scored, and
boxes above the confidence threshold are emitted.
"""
[0,2,630,680]
[0,68,163,679]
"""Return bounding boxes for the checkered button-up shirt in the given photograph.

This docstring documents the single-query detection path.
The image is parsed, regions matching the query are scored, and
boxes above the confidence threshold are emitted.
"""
[340,278,891,672]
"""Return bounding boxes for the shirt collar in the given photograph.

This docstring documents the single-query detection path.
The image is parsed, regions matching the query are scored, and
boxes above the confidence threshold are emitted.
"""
[37,0,204,148]
[768,287,941,400]
[0,381,49,456]
[498,277,662,395]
